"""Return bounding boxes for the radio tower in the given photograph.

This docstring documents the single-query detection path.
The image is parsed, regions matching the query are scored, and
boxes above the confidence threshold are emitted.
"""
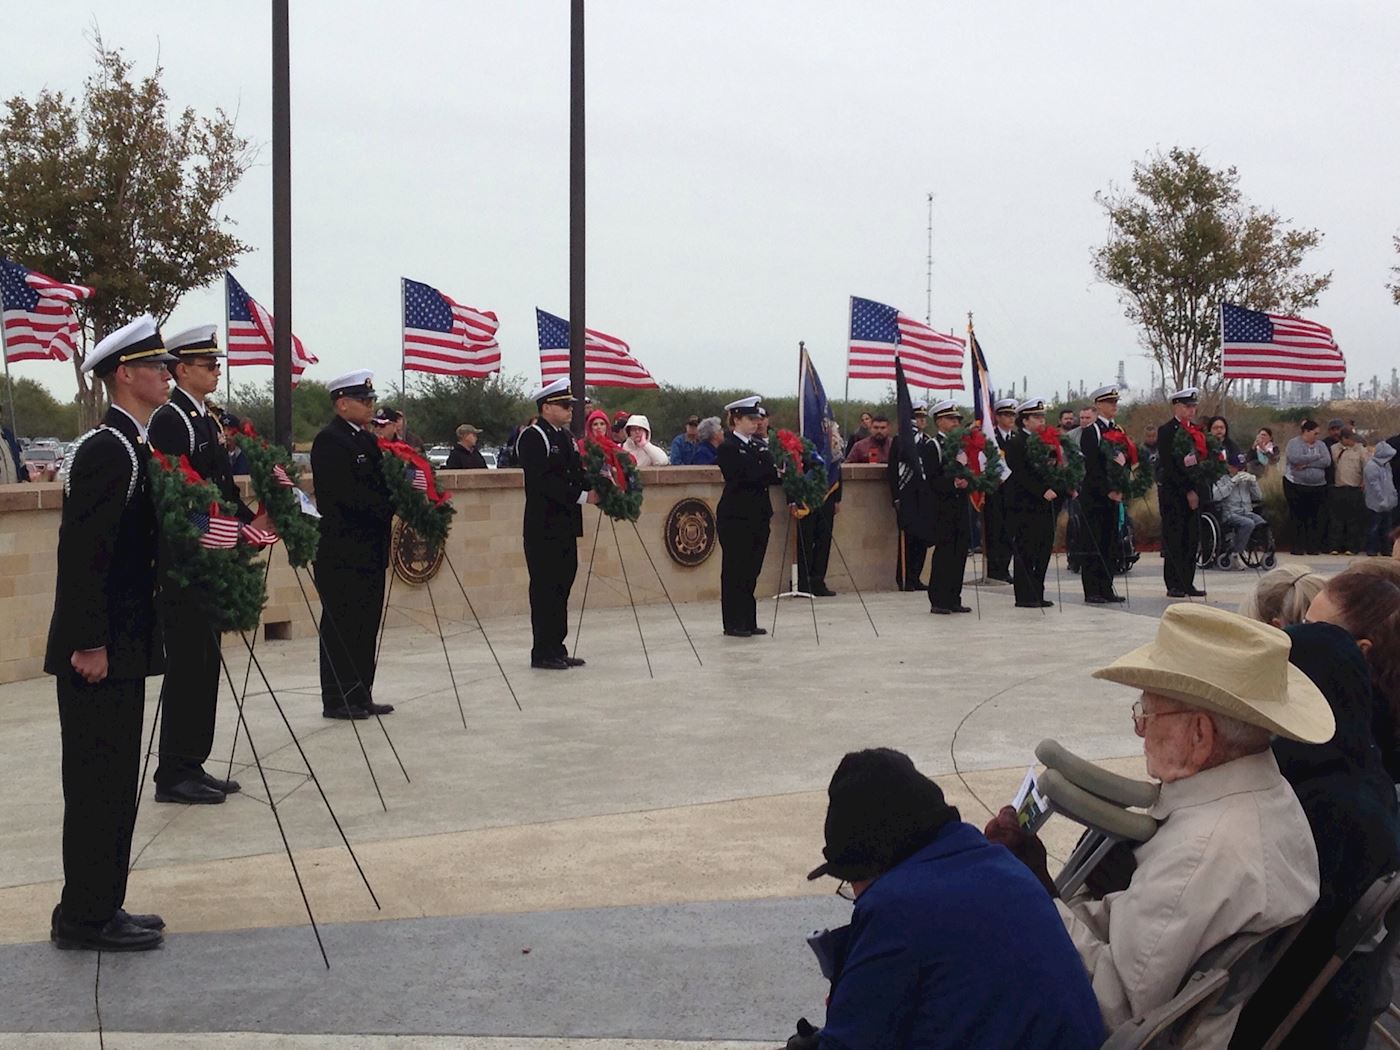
[925,192,934,324]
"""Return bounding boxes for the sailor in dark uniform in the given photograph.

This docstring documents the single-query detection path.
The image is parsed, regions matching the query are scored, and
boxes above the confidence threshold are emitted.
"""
[1077,384,1127,604]
[887,400,930,590]
[147,326,259,803]
[311,370,396,718]
[717,395,781,636]
[924,400,972,614]
[46,316,174,952]
[1156,386,1207,598]
[1003,398,1063,609]
[517,377,598,669]
[982,397,1019,584]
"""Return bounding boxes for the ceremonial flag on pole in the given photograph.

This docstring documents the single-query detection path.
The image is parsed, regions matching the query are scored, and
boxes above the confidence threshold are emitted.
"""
[401,278,502,377]
[798,344,844,499]
[1220,303,1345,383]
[968,324,998,460]
[892,354,935,543]
[190,505,241,549]
[0,259,95,363]
[847,296,965,389]
[225,272,318,381]
[535,309,658,389]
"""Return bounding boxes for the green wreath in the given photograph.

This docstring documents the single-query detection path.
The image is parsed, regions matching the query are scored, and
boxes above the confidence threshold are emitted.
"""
[580,440,644,521]
[1025,429,1085,495]
[148,451,267,632]
[771,429,829,516]
[943,425,1004,496]
[1100,432,1155,502]
[379,443,455,550]
[1172,426,1227,487]
[234,430,319,568]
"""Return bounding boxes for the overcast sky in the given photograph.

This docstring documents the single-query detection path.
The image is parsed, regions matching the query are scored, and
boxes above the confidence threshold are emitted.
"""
[5,1,1398,406]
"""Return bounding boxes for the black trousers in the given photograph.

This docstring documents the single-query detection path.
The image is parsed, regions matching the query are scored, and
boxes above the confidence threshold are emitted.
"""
[1078,495,1120,599]
[524,534,579,661]
[314,561,387,713]
[719,516,770,631]
[797,500,834,592]
[1326,486,1367,553]
[983,490,1013,580]
[154,603,220,788]
[1011,504,1054,605]
[895,527,929,589]
[1159,489,1199,594]
[57,671,144,927]
[928,509,971,610]
[1283,478,1327,553]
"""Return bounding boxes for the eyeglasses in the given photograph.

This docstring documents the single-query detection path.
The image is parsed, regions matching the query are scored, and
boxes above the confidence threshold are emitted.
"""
[1131,700,1194,737]
[189,360,222,371]
[835,881,855,902]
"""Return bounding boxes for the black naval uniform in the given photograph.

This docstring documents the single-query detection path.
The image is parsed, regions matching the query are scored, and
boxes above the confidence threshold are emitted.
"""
[310,416,394,714]
[517,419,588,662]
[923,430,972,612]
[1077,417,1123,601]
[887,432,930,589]
[982,426,1016,582]
[716,431,780,633]
[1156,416,1201,596]
[44,407,163,930]
[1004,429,1059,607]
[796,478,840,595]
[148,386,254,790]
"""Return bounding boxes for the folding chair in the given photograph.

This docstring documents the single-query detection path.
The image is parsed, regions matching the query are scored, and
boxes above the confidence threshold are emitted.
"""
[1264,869,1400,1048]
[1099,969,1228,1049]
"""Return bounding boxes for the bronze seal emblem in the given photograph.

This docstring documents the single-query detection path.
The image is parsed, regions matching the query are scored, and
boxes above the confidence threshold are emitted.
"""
[664,497,716,567]
[390,517,445,584]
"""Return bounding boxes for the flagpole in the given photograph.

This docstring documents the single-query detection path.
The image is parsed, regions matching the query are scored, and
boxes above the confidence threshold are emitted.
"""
[400,277,407,402]
[843,296,852,423]
[0,305,18,442]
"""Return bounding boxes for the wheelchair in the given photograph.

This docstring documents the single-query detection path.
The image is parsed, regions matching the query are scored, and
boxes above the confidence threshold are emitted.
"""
[1197,503,1277,571]
[1065,499,1140,575]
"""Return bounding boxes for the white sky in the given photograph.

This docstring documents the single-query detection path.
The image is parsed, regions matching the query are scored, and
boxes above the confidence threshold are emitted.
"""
[4,0,1398,403]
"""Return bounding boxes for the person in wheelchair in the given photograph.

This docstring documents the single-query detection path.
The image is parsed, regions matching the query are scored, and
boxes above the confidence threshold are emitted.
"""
[986,605,1332,1046]
[1210,453,1268,570]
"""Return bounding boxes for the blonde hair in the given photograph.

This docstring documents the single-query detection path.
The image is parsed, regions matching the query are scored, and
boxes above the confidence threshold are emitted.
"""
[1237,565,1325,627]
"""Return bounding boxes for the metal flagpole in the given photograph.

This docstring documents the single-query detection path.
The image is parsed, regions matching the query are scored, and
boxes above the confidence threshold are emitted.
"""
[399,277,407,403]
[0,298,20,441]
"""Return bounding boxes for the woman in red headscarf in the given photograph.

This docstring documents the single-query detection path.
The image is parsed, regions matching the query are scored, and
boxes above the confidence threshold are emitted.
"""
[578,409,629,489]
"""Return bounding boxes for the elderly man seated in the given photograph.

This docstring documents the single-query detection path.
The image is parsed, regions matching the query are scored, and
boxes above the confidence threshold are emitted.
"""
[987,604,1333,1046]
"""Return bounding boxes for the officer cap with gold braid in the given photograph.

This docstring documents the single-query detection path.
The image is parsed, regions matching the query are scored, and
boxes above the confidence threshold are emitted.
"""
[530,377,576,408]
[164,324,224,361]
[82,315,175,377]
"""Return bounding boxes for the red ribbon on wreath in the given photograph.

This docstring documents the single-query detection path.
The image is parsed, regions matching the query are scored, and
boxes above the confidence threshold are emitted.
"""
[377,438,451,505]
[579,434,631,489]
[1102,428,1138,466]
[1039,424,1065,465]
[962,427,987,476]
[777,428,806,463]
[1183,421,1208,459]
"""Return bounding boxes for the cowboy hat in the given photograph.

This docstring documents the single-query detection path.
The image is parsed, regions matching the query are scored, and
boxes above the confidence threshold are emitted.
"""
[1093,604,1334,744]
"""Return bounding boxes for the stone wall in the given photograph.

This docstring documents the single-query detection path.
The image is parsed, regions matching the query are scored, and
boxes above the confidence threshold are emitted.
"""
[0,465,897,684]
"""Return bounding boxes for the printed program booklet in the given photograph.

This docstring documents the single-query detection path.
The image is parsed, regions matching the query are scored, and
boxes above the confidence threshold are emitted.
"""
[1012,767,1052,832]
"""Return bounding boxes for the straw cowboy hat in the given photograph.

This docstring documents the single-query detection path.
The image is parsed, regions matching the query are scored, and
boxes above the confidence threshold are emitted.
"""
[1093,604,1335,744]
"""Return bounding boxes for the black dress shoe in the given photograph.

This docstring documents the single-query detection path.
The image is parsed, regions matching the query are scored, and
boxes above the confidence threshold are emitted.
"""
[199,771,241,795]
[1014,601,1039,608]
[812,587,837,597]
[1105,595,1127,603]
[989,575,1014,585]
[931,606,952,615]
[749,627,768,635]
[1039,600,1054,608]
[1166,589,1187,598]
[563,656,586,667]
[323,706,370,719]
[1185,587,1207,597]
[723,628,753,637]
[953,605,973,613]
[155,778,226,805]
[531,657,570,669]
[53,916,163,952]
[361,701,395,715]
[116,908,165,931]
[1084,595,1108,604]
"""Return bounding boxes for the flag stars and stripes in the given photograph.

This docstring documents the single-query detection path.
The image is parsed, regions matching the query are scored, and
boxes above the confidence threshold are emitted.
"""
[401,277,501,378]
[189,507,241,549]
[848,296,966,389]
[1220,303,1345,384]
[536,308,657,389]
[1,259,95,364]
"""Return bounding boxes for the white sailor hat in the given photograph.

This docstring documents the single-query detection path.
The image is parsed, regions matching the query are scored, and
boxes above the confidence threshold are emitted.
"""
[530,376,575,406]
[911,399,929,414]
[327,369,377,400]
[1169,386,1200,404]
[757,405,769,418]
[1017,397,1048,415]
[83,315,175,376]
[724,395,763,417]
[931,399,962,420]
[993,397,1019,413]
[1090,384,1121,403]
[165,324,223,360]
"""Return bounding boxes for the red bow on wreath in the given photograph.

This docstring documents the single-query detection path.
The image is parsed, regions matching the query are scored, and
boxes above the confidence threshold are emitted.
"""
[1102,428,1138,466]
[1183,421,1208,459]
[777,429,806,463]
[962,427,987,476]
[579,434,631,490]
[1039,425,1065,465]
[377,438,451,504]
[238,420,257,438]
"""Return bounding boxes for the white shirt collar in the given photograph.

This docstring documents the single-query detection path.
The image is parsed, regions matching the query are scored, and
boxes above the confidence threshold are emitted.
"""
[342,417,363,433]
[734,431,752,444]
[176,386,208,415]
[1098,415,1115,427]
[113,404,148,441]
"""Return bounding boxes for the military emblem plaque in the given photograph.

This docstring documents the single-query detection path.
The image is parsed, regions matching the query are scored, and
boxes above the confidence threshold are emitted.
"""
[663,497,716,567]
[391,517,445,584]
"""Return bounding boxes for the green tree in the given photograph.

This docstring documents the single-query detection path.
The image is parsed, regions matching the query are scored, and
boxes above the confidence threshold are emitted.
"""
[1093,147,1331,395]
[226,379,333,448]
[0,375,81,439]
[0,35,253,427]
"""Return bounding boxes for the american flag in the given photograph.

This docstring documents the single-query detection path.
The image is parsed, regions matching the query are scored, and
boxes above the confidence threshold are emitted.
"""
[407,465,429,492]
[0,258,95,363]
[272,463,295,488]
[536,309,658,389]
[402,278,501,378]
[848,296,966,389]
[225,272,318,380]
[240,522,279,546]
[1220,303,1345,384]
[190,506,241,549]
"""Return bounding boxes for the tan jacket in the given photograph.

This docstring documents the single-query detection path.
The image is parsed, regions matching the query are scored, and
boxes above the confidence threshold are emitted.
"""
[1332,442,1368,487]
[1055,750,1318,1047]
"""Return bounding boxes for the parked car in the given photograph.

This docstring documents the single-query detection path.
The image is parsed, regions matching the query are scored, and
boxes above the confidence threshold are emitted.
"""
[481,449,498,469]
[426,445,451,468]
[21,446,59,479]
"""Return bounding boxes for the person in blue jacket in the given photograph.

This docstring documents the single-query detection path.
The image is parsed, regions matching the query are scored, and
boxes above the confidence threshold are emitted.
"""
[789,748,1103,1050]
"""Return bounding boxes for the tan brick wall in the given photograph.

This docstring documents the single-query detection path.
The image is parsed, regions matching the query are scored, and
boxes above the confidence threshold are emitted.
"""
[0,464,897,684]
